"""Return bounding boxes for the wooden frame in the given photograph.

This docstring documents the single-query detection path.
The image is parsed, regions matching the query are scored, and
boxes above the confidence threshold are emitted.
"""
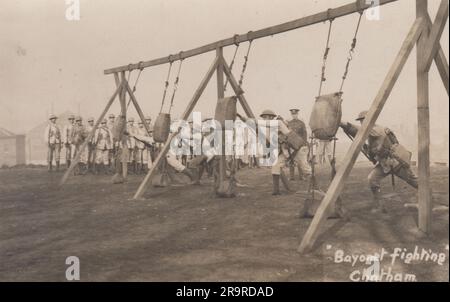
[61,0,448,253]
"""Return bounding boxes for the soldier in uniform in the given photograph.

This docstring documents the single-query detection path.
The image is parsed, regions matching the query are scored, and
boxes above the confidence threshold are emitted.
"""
[340,111,418,213]
[259,110,311,195]
[93,119,113,174]
[86,117,96,173]
[125,117,138,174]
[44,114,62,172]
[107,113,116,172]
[287,108,308,181]
[72,116,88,174]
[63,115,76,169]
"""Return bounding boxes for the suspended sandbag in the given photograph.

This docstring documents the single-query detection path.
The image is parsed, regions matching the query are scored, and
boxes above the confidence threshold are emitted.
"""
[215,97,237,127]
[309,92,343,140]
[153,113,171,143]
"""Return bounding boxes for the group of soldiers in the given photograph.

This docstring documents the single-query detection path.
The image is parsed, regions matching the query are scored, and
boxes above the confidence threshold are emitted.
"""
[45,106,418,213]
[44,113,154,175]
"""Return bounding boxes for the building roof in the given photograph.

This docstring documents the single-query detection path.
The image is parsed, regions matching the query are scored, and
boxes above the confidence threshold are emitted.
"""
[0,127,15,138]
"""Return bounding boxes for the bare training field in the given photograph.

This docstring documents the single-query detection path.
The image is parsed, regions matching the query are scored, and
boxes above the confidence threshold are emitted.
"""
[0,165,448,281]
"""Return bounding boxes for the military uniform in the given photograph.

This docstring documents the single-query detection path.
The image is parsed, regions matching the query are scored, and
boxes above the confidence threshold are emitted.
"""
[94,120,113,173]
[125,117,138,173]
[72,116,88,173]
[341,111,418,212]
[287,109,309,180]
[63,115,76,167]
[44,115,62,171]
[86,117,96,172]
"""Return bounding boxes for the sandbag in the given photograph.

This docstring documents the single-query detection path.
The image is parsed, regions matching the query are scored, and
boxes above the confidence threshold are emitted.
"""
[215,97,237,127]
[309,92,343,140]
[153,113,171,143]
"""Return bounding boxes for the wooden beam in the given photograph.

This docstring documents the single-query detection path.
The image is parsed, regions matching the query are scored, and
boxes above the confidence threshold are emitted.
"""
[133,56,220,199]
[60,82,123,185]
[216,48,227,182]
[298,17,425,253]
[416,0,432,235]
[104,0,398,74]
[422,0,449,71]
[221,57,256,119]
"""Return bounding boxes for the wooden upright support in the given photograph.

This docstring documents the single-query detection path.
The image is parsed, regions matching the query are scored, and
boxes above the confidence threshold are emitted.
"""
[216,48,227,182]
[298,17,425,253]
[133,56,220,199]
[416,0,432,234]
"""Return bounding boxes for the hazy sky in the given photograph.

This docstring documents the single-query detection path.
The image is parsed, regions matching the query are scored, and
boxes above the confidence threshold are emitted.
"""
[1,0,448,148]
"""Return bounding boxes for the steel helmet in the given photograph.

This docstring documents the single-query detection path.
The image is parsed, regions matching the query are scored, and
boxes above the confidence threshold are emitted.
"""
[49,114,57,120]
[260,109,276,118]
[356,110,369,121]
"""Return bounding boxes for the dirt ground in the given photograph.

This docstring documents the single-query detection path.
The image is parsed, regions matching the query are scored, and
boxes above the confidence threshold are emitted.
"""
[0,164,448,282]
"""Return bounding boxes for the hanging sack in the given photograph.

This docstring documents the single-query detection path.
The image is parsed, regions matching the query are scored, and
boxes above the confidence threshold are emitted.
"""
[153,113,171,143]
[215,97,237,127]
[309,92,343,140]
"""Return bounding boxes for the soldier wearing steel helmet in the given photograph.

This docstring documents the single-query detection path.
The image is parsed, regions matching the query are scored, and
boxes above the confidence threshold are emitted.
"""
[259,109,310,195]
[44,114,62,172]
[340,110,418,213]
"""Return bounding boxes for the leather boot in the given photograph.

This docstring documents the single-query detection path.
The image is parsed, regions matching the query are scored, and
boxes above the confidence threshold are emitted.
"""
[371,186,387,213]
[48,162,53,172]
[182,167,198,183]
[272,174,281,195]
[280,171,291,192]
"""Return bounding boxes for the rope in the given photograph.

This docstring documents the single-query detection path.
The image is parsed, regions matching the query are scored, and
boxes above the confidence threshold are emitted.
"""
[338,11,364,93]
[168,52,184,114]
[318,18,334,96]
[159,57,174,114]
[238,32,253,88]
[224,35,240,91]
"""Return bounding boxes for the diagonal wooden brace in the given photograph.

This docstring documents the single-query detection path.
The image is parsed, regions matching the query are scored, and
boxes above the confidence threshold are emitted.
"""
[60,81,123,186]
[297,17,426,254]
[421,0,449,72]
[221,56,256,119]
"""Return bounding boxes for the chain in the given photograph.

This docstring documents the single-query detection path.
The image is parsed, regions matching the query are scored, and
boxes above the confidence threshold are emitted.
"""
[224,34,240,91]
[238,33,253,88]
[339,11,363,94]
[168,52,184,114]
[159,57,174,114]
[318,18,334,96]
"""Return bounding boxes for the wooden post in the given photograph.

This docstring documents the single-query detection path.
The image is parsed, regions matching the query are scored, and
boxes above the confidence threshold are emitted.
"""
[125,81,153,136]
[297,17,425,253]
[60,82,123,185]
[216,48,227,182]
[416,0,432,234]
[133,56,220,199]
[119,72,128,179]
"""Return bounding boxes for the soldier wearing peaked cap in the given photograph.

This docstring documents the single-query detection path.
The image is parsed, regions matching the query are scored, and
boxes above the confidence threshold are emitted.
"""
[287,108,308,181]
[44,114,62,172]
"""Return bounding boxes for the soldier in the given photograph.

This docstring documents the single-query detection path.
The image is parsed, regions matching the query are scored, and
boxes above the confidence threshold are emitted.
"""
[134,121,148,174]
[287,108,308,181]
[86,117,96,173]
[125,117,138,174]
[63,115,76,168]
[93,119,113,174]
[340,111,418,213]
[107,113,116,172]
[72,116,88,174]
[260,110,311,195]
[44,114,62,172]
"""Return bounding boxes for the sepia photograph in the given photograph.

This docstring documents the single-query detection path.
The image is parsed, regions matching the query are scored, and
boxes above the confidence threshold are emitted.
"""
[0,0,449,289]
